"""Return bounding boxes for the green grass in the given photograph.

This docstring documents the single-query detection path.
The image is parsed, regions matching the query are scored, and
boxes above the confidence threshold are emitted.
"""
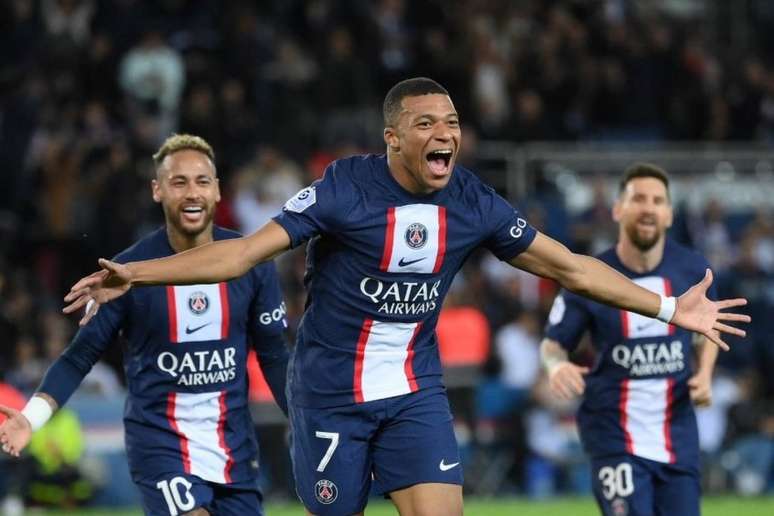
[30,495,774,515]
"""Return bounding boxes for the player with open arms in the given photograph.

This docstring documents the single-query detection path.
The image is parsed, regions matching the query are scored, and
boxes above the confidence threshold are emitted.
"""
[0,135,290,516]
[57,80,747,516]
[541,164,725,516]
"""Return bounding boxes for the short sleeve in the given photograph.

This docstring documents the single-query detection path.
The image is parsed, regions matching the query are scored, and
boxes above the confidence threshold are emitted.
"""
[248,261,288,339]
[482,191,537,261]
[544,291,592,352]
[272,161,348,248]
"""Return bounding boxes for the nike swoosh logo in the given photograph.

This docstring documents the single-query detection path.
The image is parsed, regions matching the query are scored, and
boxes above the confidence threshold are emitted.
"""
[185,322,212,334]
[439,460,460,472]
[635,320,658,331]
[398,257,426,267]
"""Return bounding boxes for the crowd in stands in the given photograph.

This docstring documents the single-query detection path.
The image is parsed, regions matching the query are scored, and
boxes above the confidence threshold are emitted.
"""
[1,0,772,505]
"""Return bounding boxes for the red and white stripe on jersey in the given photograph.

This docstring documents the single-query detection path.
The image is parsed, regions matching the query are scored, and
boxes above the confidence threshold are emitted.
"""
[380,204,447,274]
[166,283,230,343]
[353,319,421,403]
[166,391,235,483]
[619,378,676,464]
[619,276,675,338]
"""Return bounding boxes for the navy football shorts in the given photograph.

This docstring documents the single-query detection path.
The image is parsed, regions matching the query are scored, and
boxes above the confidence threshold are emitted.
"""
[591,454,700,516]
[289,386,463,515]
[134,472,263,516]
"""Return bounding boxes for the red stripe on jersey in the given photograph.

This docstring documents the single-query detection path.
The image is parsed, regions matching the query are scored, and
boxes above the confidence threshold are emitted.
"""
[663,278,675,335]
[166,286,178,343]
[664,378,676,463]
[217,391,234,482]
[219,282,230,339]
[619,379,634,454]
[432,207,447,273]
[353,319,374,403]
[620,310,630,339]
[403,323,423,392]
[380,208,396,271]
[166,392,191,473]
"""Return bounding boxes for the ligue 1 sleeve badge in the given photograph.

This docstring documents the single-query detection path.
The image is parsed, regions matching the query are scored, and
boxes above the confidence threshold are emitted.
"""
[314,479,338,504]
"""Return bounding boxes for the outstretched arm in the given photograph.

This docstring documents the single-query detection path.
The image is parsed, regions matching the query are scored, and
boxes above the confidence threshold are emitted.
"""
[540,338,589,400]
[511,232,750,350]
[64,221,291,323]
[0,393,57,457]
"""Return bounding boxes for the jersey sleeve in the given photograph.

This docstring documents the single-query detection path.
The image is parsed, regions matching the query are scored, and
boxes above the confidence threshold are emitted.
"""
[272,161,349,248]
[481,190,537,261]
[544,291,592,353]
[38,291,130,407]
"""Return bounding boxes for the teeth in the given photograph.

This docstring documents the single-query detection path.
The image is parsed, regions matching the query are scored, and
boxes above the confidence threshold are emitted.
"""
[183,207,203,213]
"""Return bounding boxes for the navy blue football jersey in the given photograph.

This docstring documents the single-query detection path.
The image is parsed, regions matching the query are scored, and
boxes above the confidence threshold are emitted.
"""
[71,227,287,484]
[545,240,714,469]
[273,154,536,408]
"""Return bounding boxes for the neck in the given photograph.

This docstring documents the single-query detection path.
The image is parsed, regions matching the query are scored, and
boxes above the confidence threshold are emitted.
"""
[166,224,214,253]
[386,150,436,196]
[615,234,665,274]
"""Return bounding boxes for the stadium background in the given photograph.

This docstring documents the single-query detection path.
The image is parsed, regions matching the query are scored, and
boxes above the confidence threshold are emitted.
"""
[0,0,772,514]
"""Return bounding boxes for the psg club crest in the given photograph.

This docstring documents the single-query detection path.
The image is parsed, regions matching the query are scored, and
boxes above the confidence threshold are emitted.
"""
[314,479,338,504]
[611,498,628,516]
[405,223,428,249]
[188,291,210,315]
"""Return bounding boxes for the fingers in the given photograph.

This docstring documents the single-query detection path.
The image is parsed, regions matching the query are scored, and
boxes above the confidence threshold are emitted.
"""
[716,312,751,323]
[703,268,713,285]
[704,331,730,352]
[62,293,91,314]
[713,322,746,338]
[79,301,100,327]
[0,405,17,417]
[716,298,748,310]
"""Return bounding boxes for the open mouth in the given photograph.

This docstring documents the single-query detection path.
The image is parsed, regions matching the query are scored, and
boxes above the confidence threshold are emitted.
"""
[426,149,453,175]
[181,205,205,222]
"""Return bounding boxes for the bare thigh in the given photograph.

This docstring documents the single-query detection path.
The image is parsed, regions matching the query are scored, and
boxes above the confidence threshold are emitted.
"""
[389,482,463,516]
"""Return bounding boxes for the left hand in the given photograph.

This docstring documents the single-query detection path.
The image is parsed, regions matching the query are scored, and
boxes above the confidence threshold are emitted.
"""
[688,372,713,407]
[671,269,750,351]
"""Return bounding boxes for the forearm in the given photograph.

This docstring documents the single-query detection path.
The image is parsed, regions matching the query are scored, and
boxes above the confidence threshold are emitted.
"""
[255,333,290,415]
[129,238,252,286]
[693,335,719,376]
[130,221,290,286]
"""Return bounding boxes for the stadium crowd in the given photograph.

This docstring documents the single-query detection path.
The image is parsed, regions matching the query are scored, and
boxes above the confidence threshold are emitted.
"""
[1,0,772,507]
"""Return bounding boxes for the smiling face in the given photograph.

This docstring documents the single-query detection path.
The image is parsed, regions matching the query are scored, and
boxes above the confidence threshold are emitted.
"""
[152,149,220,239]
[613,176,673,252]
[384,93,461,195]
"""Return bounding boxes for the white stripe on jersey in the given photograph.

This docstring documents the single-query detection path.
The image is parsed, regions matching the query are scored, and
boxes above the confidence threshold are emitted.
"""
[621,276,674,339]
[354,319,420,402]
[169,391,233,483]
[168,284,229,343]
[621,378,676,463]
[381,204,446,274]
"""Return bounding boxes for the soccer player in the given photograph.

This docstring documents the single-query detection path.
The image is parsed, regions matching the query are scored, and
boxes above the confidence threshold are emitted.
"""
[58,79,748,516]
[541,163,720,516]
[0,135,289,516]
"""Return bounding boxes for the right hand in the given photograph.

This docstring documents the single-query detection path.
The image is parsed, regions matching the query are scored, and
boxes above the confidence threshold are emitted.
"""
[0,405,33,457]
[63,259,133,326]
[547,362,590,400]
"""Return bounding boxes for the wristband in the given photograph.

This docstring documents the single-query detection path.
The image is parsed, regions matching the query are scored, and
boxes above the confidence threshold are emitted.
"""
[21,396,53,432]
[656,294,677,323]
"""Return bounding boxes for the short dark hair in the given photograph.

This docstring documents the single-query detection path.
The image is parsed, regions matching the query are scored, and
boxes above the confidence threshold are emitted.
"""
[619,162,670,198]
[383,77,449,127]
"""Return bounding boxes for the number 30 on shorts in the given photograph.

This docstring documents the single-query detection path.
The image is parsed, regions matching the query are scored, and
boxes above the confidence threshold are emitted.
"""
[315,431,340,472]
[598,463,634,500]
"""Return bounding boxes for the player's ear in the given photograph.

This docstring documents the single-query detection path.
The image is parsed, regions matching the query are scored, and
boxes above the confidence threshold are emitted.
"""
[214,177,221,203]
[151,179,162,203]
[384,127,399,152]
[665,203,674,228]
[612,199,622,222]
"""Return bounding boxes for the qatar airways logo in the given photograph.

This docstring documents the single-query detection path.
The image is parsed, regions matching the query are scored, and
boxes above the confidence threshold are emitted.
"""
[359,277,441,315]
[157,348,237,386]
[611,340,685,377]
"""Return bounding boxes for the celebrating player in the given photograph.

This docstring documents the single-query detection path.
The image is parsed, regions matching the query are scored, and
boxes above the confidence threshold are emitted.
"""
[542,163,723,515]
[60,79,748,516]
[0,135,289,516]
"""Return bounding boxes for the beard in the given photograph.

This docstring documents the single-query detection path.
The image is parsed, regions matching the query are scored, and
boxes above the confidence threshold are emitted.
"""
[166,207,214,238]
[625,221,662,252]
